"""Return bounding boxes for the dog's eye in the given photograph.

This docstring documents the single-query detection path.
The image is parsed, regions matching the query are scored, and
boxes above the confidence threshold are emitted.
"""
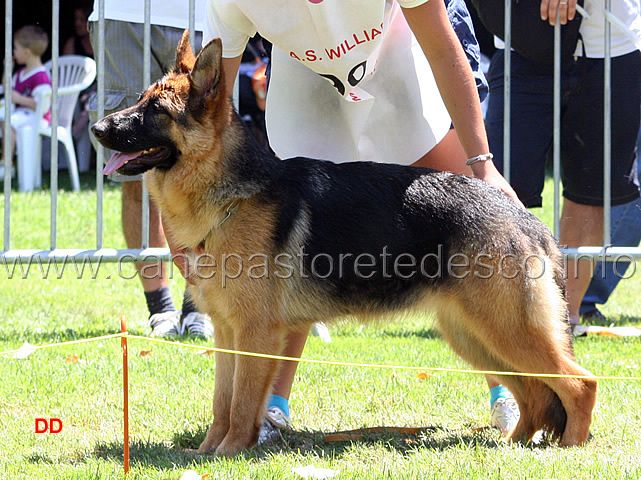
[152,102,166,113]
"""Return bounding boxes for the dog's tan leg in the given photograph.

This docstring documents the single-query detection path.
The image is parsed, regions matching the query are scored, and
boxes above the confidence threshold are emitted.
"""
[214,323,285,457]
[504,341,596,446]
[503,377,557,444]
[198,323,235,453]
[539,363,597,447]
[441,275,596,446]
[477,319,594,446]
[432,303,534,439]
[477,282,597,447]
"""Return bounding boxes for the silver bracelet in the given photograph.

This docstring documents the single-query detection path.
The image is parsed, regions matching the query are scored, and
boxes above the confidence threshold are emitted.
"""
[465,153,494,166]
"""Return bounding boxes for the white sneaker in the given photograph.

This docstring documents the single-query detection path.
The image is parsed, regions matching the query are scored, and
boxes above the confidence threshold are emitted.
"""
[490,396,520,435]
[181,311,214,339]
[149,310,181,337]
[257,406,291,444]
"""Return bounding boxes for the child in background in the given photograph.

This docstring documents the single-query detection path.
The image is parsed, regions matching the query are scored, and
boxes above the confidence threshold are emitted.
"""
[1,25,52,177]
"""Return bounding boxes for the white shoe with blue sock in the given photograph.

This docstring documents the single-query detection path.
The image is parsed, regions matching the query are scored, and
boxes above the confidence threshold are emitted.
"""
[490,385,520,435]
[257,394,291,444]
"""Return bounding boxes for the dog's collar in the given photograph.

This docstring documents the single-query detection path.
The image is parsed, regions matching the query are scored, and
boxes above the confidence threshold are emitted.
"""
[216,200,238,229]
[197,200,238,248]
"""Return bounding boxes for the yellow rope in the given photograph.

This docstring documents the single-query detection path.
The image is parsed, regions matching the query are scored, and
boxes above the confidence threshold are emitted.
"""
[1,331,640,381]
[0,332,127,356]
[124,335,641,381]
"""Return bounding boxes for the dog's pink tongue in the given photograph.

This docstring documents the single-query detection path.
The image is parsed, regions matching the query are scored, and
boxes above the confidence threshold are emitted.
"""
[103,151,142,175]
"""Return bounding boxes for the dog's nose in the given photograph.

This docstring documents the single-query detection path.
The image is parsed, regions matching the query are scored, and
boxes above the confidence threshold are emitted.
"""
[91,122,108,139]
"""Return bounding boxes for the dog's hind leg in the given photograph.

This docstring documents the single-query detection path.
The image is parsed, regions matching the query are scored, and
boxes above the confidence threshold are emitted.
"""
[442,271,596,446]
[214,320,286,457]
[199,323,235,453]
[433,303,540,442]
[487,278,596,447]
[501,344,595,446]
[535,361,596,447]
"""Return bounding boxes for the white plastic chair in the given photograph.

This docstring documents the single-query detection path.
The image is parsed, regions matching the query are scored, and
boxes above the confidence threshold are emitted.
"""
[15,55,96,192]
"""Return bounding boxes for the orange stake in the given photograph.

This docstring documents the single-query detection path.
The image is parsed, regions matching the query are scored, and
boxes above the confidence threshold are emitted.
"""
[121,315,130,474]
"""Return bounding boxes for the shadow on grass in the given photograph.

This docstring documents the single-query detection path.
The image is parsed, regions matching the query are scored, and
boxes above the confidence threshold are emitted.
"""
[582,313,641,327]
[84,424,518,470]
[24,453,58,464]
[271,425,507,457]
[379,327,442,340]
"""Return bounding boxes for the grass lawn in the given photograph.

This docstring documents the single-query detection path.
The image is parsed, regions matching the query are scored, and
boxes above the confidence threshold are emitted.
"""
[1,172,640,479]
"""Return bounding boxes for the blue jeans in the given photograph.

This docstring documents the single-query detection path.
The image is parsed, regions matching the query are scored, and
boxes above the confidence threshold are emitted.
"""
[580,132,641,314]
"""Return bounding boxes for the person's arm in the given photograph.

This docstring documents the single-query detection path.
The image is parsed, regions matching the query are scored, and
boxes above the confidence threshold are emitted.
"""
[11,89,37,110]
[402,0,521,204]
[222,55,243,100]
[62,36,75,56]
[540,0,577,26]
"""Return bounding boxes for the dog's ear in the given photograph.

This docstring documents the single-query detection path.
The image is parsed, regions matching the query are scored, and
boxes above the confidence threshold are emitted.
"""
[190,38,223,100]
[175,30,197,73]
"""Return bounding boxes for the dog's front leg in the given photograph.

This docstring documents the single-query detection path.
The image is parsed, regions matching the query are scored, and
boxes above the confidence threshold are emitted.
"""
[198,323,235,453]
[215,323,285,457]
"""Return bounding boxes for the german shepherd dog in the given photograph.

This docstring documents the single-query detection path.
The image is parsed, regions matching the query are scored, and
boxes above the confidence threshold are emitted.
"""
[92,32,596,456]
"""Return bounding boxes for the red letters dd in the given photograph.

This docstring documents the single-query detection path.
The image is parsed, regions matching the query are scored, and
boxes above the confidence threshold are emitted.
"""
[35,418,63,433]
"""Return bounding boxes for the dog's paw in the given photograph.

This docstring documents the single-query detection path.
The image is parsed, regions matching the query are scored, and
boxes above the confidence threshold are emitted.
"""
[214,438,250,457]
[183,447,215,455]
[183,448,202,455]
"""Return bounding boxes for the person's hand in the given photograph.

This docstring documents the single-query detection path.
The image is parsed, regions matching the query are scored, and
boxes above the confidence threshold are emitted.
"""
[541,0,578,26]
[11,89,22,104]
[470,160,525,208]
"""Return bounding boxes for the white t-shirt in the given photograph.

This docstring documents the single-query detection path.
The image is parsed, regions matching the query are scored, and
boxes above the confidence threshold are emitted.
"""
[89,0,206,31]
[578,0,641,57]
[205,0,451,164]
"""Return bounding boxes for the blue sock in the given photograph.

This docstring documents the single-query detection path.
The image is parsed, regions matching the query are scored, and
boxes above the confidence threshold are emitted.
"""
[267,394,290,417]
[489,385,511,407]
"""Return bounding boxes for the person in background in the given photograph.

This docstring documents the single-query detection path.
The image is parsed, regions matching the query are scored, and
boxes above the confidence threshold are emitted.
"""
[63,2,94,58]
[485,0,641,332]
[88,1,214,339]
[0,25,52,178]
[63,2,95,172]
[580,136,641,322]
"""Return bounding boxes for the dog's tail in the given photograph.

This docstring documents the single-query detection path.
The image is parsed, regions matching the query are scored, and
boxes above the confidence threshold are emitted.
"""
[503,375,567,443]
[528,378,567,441]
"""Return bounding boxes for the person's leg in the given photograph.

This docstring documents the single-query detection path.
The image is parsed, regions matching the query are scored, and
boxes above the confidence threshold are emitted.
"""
[414,127,520,432]
[562,53,641,324]
[581,142,641,317]
[412,128,472,174]
[121,180,168,291]
[121,180,183,335]
[485,49,554,208]
[580,198,641,317]
[258,328,310,442]
[486,377,519,435]
[560,201,604,325]
[89,20,212,337]
[470,49,557,432]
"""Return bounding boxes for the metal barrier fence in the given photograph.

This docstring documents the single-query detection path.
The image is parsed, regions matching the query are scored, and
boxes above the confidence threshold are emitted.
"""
[1,0,640,269]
